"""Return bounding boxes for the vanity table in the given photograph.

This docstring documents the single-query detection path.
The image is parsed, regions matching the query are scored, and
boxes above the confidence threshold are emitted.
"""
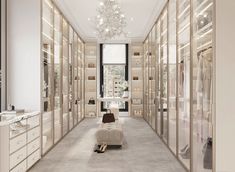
[0,111,41,172]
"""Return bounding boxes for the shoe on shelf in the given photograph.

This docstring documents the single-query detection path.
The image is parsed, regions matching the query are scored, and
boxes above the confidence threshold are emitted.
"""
[180,146,190,159]
[180,144,189,153]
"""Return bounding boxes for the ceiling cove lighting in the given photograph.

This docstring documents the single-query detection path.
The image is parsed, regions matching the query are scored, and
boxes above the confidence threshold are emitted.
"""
[94,0,127,40]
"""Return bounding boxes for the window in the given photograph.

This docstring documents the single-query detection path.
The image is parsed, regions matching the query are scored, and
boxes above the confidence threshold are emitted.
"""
[100,44,128,111]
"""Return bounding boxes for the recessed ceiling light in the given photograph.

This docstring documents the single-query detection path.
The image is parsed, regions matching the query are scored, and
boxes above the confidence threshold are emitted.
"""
[130,17,134,21]
[88,18,91,21]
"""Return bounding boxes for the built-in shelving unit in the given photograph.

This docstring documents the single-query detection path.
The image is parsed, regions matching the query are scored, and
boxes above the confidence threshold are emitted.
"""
[85,43,97,117]
[130,44,144,117]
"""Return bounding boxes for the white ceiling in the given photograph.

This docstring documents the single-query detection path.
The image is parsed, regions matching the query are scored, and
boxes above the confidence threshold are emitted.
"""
[54,0,167,42]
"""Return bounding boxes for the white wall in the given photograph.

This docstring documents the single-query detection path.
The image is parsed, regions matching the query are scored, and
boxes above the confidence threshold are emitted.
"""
[1,0,7,111]
[7,0,41,111]
[215,0,235,171]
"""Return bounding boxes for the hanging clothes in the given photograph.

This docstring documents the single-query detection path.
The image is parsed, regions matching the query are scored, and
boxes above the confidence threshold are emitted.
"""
[196,49,212,112]
[196,48,213,141]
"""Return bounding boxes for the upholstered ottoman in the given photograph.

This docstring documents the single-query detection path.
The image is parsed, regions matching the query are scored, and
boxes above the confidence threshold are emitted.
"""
[96,122,124,146]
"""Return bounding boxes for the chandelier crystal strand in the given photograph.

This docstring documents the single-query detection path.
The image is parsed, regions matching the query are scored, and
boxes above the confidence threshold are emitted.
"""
[95,0,127,40]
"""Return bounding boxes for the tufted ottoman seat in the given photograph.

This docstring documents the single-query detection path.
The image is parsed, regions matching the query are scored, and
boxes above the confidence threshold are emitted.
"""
[96,121,124,146]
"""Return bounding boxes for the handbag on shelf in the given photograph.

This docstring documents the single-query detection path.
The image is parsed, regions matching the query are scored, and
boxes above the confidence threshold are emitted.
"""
[88,76,95,80]
[133,76,139,80]
[102,109,115,123]
[88,97,95,105]
[134,52,140,56]
[88,63,95,68]
[75,76,80,80]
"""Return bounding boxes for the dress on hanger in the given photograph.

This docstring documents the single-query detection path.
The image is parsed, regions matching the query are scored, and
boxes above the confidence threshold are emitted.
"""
[196,48,213,141]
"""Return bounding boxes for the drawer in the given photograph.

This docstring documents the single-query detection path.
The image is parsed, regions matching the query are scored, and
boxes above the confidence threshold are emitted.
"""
[10,160,26,172]
[10,146,27,169]
[10,133,27,154]
[27,149,40,169]
[27,115,40,129]
[10,120,27,138]
[27,138,40,155]
[28,127,40,143]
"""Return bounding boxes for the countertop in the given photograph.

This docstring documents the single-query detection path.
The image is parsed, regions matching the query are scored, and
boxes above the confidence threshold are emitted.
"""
[0,111,40,126]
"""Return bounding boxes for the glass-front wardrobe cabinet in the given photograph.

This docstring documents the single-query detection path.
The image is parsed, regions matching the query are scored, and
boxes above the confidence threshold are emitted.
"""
[192,0,214,171]
[143,0,214,171]
[41,0,85,155]
[42,0,54,154]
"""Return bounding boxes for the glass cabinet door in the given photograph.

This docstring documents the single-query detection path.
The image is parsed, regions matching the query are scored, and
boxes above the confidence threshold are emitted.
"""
[69,27,74,130]
[42,0,54,154]
[73,33,79,126]
[146,39,150,123]
[53,8,62,143]
[168,0,177,154]
[148,35,152,126]
[156,21,161,136]
[78,38,83,122]
[192,0,213,171]
[177,0,191,169]
[62,19,69,136]
[160,8,168,143]
[143,41,148,120]
[143,41,148,121]
[150,28,156,130]
[81,43,85,119]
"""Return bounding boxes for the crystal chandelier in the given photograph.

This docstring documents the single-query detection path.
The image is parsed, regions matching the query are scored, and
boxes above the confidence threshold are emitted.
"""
[95,0,127,40]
